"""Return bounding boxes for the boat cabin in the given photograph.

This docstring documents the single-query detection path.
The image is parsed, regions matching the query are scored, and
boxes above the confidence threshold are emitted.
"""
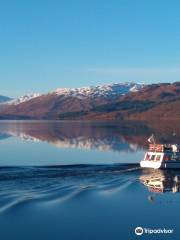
[144,144,180,162]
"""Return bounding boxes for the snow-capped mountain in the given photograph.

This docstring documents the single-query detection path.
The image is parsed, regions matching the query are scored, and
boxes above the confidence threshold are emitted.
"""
[0,82,179,120]
[0,82,145,120]
[53,82,144,100]
[0,82,144,119]
[5,93,41,105]
[2,82,143,106]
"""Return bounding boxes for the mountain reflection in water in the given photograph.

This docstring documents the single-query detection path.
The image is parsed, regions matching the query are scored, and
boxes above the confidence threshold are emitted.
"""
[0,121,179,152]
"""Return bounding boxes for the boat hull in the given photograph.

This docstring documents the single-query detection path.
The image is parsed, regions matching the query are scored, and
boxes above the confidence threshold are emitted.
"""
[140,160,180,169]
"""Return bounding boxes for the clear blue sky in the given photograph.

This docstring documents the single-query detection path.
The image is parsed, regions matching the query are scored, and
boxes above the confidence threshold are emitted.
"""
[1,0,180,97]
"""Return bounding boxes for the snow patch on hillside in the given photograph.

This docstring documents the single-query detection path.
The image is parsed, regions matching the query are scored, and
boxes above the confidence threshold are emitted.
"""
[2,82,145,106]
[6,93,41,105]
[53,82,144,99]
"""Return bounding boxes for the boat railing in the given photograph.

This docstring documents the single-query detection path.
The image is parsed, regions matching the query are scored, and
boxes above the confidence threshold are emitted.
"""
[149,144,180,153]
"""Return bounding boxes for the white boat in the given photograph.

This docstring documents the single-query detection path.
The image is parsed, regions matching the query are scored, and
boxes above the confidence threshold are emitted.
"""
[140,144,180,169]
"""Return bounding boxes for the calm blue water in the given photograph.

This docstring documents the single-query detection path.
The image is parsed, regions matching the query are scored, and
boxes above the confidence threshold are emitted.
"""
[0,121,179,240]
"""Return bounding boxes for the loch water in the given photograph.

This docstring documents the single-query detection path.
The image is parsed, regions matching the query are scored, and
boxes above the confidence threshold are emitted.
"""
[0,120,180,240]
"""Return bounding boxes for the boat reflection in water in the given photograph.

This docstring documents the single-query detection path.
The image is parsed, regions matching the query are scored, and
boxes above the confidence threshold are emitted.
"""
[140,170,180,193]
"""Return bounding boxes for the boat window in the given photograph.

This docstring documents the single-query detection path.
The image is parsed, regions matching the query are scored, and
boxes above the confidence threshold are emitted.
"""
[156,155,161,161]
[145,153,150,160]
[151,155,155,160]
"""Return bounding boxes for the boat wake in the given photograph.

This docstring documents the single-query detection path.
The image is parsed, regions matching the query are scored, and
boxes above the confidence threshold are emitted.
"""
[0,164,140,213]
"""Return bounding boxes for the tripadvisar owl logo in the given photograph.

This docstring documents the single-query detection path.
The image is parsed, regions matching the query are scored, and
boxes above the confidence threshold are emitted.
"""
[135,227,144,236]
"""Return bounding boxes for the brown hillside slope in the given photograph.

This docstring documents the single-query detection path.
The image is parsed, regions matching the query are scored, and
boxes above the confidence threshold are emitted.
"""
[80,82,180,120]
[0,82,179,120]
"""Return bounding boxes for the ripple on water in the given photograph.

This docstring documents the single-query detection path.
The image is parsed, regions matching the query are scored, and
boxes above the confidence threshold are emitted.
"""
[0,164,140,213]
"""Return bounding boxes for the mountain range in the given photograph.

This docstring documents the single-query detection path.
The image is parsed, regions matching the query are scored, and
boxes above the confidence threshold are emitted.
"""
[0,82,179,120]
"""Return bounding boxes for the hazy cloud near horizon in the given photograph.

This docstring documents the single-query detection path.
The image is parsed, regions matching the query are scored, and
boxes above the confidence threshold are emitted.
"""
[85,67,180,83]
